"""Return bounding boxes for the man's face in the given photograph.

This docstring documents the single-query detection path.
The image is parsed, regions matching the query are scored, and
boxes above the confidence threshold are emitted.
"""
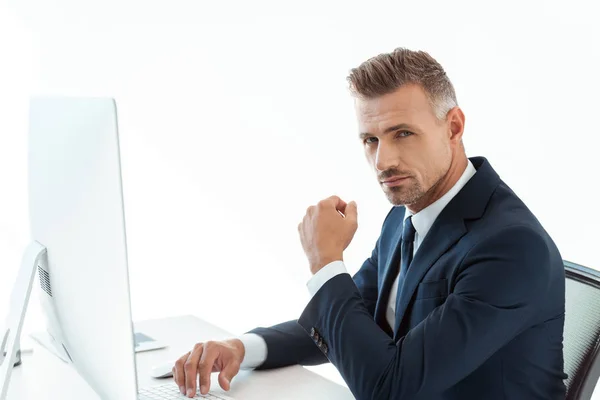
[356,84,457,207]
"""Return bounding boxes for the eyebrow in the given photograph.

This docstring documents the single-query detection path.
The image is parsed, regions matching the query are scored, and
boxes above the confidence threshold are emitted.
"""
[359,123,416,140]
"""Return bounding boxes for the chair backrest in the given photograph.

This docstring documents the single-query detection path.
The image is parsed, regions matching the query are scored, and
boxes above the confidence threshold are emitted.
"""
[564,261,600,400]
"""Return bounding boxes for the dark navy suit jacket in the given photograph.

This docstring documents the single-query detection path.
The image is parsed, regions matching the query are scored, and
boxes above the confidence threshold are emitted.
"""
[249,157,567,399]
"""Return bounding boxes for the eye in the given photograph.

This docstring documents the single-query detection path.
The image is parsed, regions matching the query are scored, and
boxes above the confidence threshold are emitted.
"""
[396,130,414,138]
[364,137,378,145]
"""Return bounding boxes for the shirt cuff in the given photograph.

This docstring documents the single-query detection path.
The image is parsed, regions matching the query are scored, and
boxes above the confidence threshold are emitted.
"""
[238,333,268,369]
[306,260,349,298]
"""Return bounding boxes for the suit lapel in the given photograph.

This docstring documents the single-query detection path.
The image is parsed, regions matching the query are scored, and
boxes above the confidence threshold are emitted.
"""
[374,209,405,332]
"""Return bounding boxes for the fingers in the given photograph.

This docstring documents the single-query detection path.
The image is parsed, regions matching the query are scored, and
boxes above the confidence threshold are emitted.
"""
[319,195,347,211]
[301,196,356,228]
[305,205,315,215]
[345,201,358,223]
[173,351,191,394]
[174,340,243,397]
[184,343,204,396]
[198,341,220,395]
[305,196,349,215]
[320,196,357,221]
[218,359,241,391]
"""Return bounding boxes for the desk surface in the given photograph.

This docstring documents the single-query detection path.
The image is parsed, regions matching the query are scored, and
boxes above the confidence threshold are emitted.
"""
[7,315,354,399]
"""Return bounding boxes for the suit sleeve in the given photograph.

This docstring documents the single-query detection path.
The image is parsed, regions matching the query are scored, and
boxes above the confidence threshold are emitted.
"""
[297,225,553,400]
[348,237,380,316]
[246,320,328,369]
[246,239,381,370]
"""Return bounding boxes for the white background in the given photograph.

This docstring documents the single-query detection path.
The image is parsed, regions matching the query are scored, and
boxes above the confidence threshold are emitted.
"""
[1,0,599,387]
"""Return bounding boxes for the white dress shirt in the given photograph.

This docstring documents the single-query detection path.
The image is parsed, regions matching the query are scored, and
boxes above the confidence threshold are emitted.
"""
[239,160,477,369]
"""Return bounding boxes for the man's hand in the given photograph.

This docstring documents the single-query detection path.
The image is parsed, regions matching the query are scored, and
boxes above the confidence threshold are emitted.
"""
[298,195,358,274]
[173,339,245,398]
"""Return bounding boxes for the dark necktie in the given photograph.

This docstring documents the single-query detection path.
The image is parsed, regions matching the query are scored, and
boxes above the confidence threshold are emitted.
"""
[398,216,416,295]
[396,215,415,301]
[390,216,416,336]
[378,216,418,337]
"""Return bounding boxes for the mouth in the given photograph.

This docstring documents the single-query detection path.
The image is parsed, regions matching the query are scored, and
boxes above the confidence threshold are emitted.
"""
[381,176,409,188]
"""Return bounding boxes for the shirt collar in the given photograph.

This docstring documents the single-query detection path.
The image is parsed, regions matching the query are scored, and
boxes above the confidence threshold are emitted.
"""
[404,160,476,240]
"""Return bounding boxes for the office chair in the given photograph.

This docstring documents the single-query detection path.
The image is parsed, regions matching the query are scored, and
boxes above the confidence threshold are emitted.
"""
[563,260,600,400]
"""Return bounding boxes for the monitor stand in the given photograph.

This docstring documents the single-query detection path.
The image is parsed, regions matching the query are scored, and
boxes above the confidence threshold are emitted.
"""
[0,241,47,400]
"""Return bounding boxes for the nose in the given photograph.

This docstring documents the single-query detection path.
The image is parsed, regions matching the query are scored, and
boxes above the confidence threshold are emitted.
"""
[375,142,398,173]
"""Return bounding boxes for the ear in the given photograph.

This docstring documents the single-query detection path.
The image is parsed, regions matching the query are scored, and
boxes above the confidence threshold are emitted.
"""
[446,106,465,144]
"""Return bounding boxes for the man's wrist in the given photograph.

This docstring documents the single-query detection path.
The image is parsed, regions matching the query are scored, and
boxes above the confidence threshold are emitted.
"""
[238,334,268,369]
[310,254,343,274]
[227,338,246,363]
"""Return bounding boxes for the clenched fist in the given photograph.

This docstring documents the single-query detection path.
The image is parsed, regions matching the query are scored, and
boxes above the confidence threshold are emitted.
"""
[298,195,358,274]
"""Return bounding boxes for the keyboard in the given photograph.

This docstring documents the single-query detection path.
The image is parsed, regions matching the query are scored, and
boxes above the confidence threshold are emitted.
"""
[139,383,236,399]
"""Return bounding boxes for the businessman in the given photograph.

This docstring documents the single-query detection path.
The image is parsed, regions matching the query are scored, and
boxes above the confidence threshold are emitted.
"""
[173,48,567,399]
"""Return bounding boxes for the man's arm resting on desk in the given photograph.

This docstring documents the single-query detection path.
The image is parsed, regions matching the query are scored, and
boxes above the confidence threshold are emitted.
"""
[297,226,552,400]
[240,242,380,370]
[238,262,348,369]
[243,321,329,369]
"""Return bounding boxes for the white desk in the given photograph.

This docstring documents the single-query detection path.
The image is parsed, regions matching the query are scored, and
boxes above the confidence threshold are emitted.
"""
[6,315,355,399]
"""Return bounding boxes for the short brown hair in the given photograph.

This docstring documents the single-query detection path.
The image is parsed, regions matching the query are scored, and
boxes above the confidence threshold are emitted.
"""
[347,47,458,120]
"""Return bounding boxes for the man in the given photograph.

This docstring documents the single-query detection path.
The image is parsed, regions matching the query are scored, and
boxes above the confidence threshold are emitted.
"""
[173,48,567,399]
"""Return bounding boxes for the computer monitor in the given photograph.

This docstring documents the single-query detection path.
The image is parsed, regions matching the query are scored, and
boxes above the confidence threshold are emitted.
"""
[0,96,146,399]
[24,96,139,400]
